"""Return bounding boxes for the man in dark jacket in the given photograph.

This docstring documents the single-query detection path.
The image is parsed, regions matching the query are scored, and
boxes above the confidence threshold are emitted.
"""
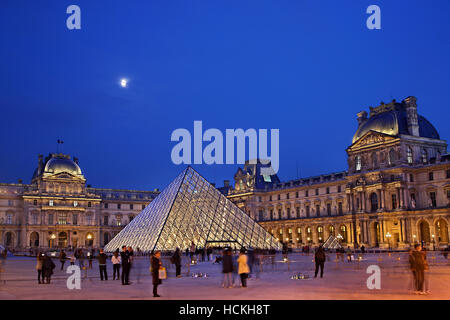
[314,246,326,278]
[409,244,426,293]
[98,249,108,281]
[59,250,67,270]
[120,245,130,285]
[151,251,162,297]
[42,255,55,284]
[172,248,182,278]
[222,248,234,288]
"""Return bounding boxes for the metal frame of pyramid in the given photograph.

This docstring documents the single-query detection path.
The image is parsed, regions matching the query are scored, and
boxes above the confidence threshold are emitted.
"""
[322,235,342,250]
[104,166,282,253]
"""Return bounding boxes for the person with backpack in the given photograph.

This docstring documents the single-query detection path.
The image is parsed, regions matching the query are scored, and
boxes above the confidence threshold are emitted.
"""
[314,245,326,278]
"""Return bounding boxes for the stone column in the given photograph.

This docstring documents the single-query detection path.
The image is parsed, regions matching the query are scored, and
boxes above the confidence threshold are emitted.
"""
[362,192,366,212]
[397,188,403,208]
[347,194,351,213]
[377,189,382,211]
[403,188,409,209]
[380,189,386,210]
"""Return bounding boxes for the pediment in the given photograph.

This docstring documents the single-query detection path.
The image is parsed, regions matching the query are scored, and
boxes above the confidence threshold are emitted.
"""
[347,130,397,151]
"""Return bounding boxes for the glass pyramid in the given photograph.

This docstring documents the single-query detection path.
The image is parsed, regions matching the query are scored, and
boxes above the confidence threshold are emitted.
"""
[104,166,281,253]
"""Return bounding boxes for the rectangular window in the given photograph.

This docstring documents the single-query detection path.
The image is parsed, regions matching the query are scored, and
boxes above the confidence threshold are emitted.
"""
[306,205,310,217]
[104,203,108,209]
[316,204,320,216]
[278,194,281,200]
[305,190,309,197]
[410,174,414,182]
[73,214,78,225]
[8,200,13,206]
[270,209,273,220]
[33,199,37,206]
[130,204,134,210]
[269,195,272,201]
[258,197,262,203]
[49,200,54,206]
[338,186,341,193]
[296,207,300,218]
[338,202,343,215]
[103,215,109,226]
[258,210,264,221]
[142,204,146,210]
[429,172,434,181]
[88,202,92,208]
[326,187,330,194]
[278,209,282,219]
[286,193,290,200]
[315,189,319,196]
[58,213,67,225]
[32,214,38,225]
[6,214,13,224]
[327,203,331,216]
[430,192,437,207]
[48,214,54,225]
[86,214,93,225]
[118,203,121,209]
[116,216,122,226]
[287,208,291,218]
[392,194,397,210]
[447,170,450,179]
[296,191,299,198]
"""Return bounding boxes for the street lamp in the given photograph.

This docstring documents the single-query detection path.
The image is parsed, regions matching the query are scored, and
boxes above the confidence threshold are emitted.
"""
[385,232,392,251]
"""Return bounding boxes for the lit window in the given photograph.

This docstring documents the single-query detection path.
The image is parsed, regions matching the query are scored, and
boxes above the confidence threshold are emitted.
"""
[58,213,67,225]
[6,214,13,224]
[49,200,54,206]
[407,147,413,164]
[421,149,428,164]
[355,156,362,171]
[73,201,78,207]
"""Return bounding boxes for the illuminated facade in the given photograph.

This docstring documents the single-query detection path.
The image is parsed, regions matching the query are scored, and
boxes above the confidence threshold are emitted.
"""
[0,153,158,250]
[226,97,450,249]
[105,167,281,252]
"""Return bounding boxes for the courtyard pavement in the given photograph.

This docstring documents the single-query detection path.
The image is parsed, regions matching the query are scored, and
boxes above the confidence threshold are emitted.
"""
[0,252,449,300]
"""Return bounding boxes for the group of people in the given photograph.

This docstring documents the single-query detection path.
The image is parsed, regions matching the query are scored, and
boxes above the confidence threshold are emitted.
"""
[36,252,56,284]
[221,247,252,288]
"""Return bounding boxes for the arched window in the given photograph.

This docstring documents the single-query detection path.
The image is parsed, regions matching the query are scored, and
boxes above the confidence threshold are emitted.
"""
[407,147,413,164]
[355,155,362,171]
[306,227,312,243]
[85,233,94,247]
[297,227,302,243]
[339,225,347,243]
[329,225,335,236]
[317,226,324,243]
[421,149,428,164]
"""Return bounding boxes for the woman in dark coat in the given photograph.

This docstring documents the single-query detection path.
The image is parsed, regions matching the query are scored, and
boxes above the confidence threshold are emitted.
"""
[151,251,162,297]
[172,248,182,278]
[42,255,55,284]
[314,246,326,278]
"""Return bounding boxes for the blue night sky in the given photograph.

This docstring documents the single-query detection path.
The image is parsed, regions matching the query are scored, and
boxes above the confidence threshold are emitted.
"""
[0,0,449,191]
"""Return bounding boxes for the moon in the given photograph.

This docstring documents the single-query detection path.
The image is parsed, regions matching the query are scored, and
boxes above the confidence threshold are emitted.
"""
[120,78,128,88]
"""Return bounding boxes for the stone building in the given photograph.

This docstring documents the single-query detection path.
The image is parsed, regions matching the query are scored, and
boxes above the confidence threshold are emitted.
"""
[0,153,158,250]
[226,97,450,249]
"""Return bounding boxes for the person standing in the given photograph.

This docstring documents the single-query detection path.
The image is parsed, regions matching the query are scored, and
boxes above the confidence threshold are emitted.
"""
[36,252,44,284]
[151,251,162,297]
[111,250,121,280]
[120,246,131,285]
[42,254,55,284]
[172,247,182,278]
[346,246,352,262]
[314,246,326,278]
[127,246,134,281]
[409,244,427,294]
[190,242,196,262]
[237,248,250,288]
[59,250,67,271]
[88,249,94,269]
[98,249,108,281]
[222,248,233,288]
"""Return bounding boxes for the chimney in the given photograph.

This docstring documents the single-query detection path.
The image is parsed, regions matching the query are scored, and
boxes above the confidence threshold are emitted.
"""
[73,156,79,164]
[356,110,368,126]
[404,96,419,136]
[224,180,230,187]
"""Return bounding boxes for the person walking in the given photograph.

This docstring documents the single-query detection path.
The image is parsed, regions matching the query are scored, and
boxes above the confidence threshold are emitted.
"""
[237,248,250,288]
[98,249,108,281]
[346,246,352,262]
[59,250,67,271]
[88,249,94,269]
[409,244,427,294]
[222,248,234,288]
[190,242,196,262]
[151,251,162,297]
[36,252,44,284]
[42,254,55,284]
[172,247,182,278]
[314,245,326,278]
[120,246,131,285]
[111,250,121,280]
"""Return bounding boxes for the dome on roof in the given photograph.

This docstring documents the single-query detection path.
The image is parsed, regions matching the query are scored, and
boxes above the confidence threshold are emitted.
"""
[44,156,82,176]
[352,99,440,144]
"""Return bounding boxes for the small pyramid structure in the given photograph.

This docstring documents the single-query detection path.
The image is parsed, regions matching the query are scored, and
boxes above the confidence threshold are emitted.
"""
[322,235,342,250]
[104,167,281,252]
